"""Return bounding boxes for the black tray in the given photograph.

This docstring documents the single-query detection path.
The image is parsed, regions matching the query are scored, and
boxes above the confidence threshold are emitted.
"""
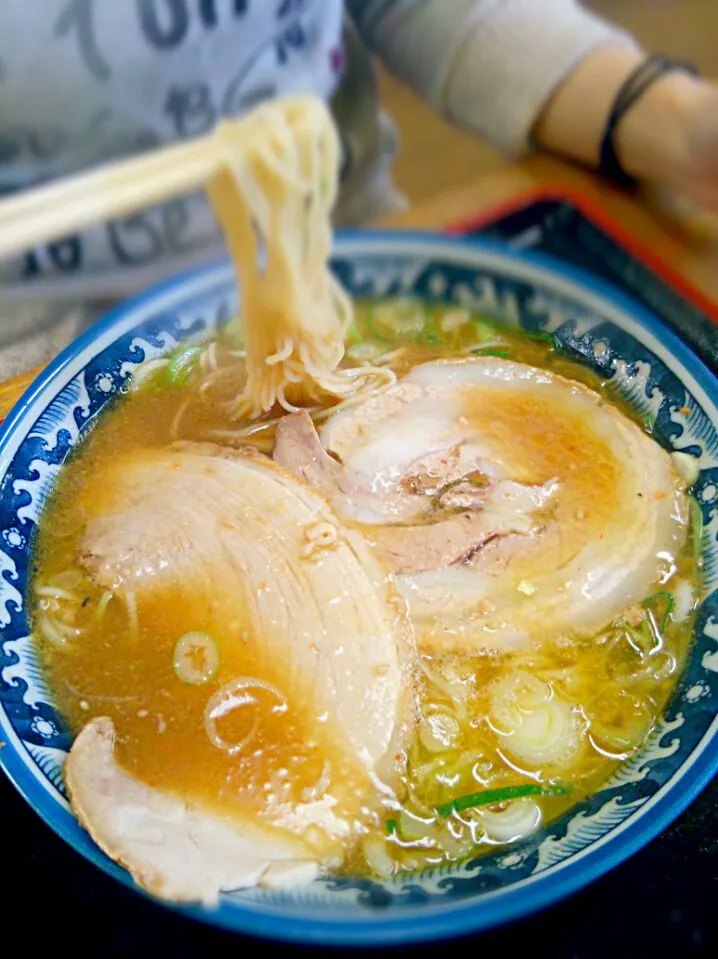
[454,192,718,373]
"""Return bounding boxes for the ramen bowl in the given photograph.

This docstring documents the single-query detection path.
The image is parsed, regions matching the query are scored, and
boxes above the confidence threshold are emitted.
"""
[0,232,716,945]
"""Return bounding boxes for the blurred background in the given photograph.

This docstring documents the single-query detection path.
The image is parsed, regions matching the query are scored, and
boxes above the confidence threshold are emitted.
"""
[380,0,718,205]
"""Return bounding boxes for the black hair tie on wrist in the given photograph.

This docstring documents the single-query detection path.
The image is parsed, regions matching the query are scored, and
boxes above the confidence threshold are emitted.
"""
[599,53,699,188]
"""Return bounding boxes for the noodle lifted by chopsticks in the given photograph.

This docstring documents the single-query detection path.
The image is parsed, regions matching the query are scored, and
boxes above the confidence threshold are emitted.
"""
[206,97,394,419]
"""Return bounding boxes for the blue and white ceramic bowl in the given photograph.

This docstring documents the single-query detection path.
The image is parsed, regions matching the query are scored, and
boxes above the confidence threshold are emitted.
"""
[1,232,717,945]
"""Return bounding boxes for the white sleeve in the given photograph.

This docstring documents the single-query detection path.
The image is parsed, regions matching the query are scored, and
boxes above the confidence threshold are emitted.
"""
[351,0,640,157]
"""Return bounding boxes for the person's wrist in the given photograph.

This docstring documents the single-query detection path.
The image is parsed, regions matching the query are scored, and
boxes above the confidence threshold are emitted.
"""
[532,46,705,191]
[613,71,705,186]
[532,45,644,167]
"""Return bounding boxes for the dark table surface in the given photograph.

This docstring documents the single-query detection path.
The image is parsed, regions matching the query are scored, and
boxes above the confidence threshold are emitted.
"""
[4,768,716,958]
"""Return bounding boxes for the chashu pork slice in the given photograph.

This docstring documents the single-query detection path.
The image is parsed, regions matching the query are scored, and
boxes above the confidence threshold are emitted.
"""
[275,410,555,574]
[71,442,414,901]
[279,358,689,652]
[65,717,318,906]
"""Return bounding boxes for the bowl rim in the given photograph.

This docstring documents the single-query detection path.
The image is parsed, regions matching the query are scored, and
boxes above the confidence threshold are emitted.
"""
[1,229,716,946]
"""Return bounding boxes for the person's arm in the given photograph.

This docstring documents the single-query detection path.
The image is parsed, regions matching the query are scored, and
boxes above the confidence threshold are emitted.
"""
[349,0,640,159]
[349,0,716,213]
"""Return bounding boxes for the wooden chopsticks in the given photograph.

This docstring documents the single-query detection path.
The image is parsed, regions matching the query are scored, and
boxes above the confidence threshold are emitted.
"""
[0,135,221,260]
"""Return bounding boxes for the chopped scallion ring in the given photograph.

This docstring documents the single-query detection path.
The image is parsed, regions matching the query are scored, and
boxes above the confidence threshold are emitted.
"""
[173,631,219,685]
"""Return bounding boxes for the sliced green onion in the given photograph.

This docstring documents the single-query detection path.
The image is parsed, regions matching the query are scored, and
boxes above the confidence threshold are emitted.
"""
[671,451,699,487]
[528,330,559,349]
[641,591,675,633]
[345,321,362,345]
[363,837,394,877]
[516,579,537,596]
[346,341,384,362]
[689,497,704,567]
[471,347,511,359]
[643,412,656,433]
[223,314,244,345]
[96,590,114,621]
[369,300,427,342]
[385,818,397,835]
[173,631,220,685]
[470,317,501,343]
[437,308,471,334]
[166,346,201,387]
[626,623,654,656]
[435,782,571,817]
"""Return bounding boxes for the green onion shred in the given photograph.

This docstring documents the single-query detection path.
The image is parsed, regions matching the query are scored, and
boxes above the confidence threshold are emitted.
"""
[689,497,704,567]
[641,591,675,634]
[471,347,511,359]
[166,346,201,387]
[435,782,571,817]
[470,317,501,343]
[528,329,558,349]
